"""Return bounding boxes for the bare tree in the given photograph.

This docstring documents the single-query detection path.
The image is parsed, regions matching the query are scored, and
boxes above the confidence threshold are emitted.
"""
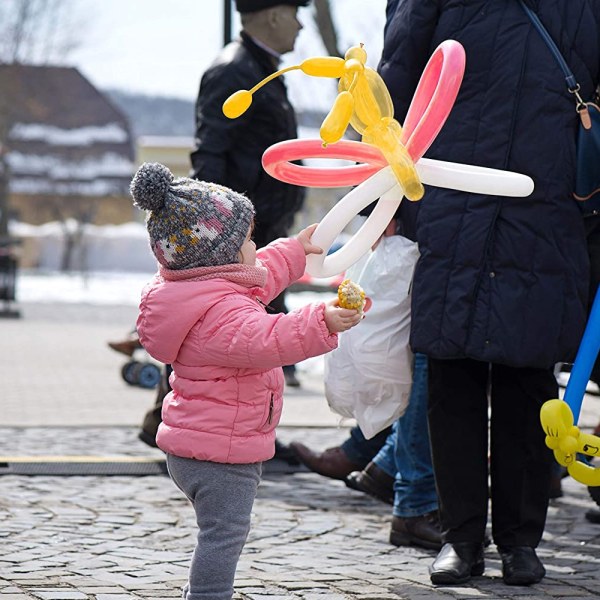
[0,0,82,65]
[0,0,87,266]
[313,0,342,58]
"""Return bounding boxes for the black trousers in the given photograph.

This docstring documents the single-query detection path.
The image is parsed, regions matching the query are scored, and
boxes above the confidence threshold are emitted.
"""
[427,357,556,547]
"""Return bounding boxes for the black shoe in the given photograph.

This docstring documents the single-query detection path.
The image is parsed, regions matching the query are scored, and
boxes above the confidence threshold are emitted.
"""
[498,546,545,586]
[345,462,394,505]
[390,511,442,551]
[138,429,158,448]
[585,508,600,524]
[273,439,300,466]
[429,542,485,585]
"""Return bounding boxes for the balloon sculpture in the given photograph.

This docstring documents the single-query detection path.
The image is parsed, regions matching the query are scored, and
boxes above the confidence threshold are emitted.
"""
[540,287,600,486]
[223,41,534,277]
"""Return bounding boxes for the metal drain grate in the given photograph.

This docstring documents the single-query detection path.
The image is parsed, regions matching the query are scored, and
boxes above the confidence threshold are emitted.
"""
[0,456,168,476]
[0,457,308,476]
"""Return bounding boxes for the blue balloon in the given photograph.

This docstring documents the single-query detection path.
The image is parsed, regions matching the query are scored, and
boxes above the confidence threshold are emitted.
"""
[564,285,600,422]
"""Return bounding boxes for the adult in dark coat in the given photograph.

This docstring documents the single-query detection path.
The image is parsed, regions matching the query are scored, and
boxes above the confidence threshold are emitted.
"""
[190,0,308,386]
[380,0,600,586]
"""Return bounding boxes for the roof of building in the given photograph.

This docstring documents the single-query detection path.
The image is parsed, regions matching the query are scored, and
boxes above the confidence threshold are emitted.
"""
[0,63,135,197]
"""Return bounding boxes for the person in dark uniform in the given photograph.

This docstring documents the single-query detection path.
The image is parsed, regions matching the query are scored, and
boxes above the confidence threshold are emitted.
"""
[190,0,309,387]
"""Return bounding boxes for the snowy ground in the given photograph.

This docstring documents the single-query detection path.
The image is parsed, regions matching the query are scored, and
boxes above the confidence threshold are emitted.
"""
[12,269,336,380]
[15,269,334,307]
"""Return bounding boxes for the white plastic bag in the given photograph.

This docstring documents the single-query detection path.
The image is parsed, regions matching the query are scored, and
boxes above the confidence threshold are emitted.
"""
[324,235,419,439]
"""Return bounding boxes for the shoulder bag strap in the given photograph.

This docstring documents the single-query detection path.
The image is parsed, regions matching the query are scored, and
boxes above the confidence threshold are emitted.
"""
[518,1,590,107]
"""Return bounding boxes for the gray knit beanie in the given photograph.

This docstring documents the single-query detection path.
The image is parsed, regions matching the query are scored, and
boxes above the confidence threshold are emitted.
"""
[130,163,255,270]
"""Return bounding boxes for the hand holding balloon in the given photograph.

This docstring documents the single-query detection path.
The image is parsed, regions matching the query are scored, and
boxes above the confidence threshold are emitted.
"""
[295,223,324,256]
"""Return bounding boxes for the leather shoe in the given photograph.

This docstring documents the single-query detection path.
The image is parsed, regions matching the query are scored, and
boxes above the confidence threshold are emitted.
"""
[273,439,300,466]
[498,546,545,586]
[289,442,361,480]
[429,542,485,585]
[108,338,142,356]
[345,462,394,505]
[390,511,442,551]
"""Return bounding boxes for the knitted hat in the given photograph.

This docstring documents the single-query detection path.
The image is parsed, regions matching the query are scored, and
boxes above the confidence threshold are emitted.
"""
[236,0,310,13]
[130,163,255,270]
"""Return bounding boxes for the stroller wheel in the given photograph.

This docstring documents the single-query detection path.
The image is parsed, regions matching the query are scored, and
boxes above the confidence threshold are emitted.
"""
[133,362,162,389]
[121,361,140,385]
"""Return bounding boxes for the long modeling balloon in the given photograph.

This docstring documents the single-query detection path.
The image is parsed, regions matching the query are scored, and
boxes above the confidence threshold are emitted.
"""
[540,285,600,486]
[563,286,600,423]
[263,140,534,277]
[225,40,534,278]
[223,43,440,200]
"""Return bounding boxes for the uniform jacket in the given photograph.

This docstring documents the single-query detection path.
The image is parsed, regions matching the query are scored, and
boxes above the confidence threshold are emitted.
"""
[190,31,304,238]
[380,0,600,368]
[136,239,337,463]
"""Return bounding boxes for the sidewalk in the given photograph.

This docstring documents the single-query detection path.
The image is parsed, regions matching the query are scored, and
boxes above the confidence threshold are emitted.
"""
[1,301,600,599]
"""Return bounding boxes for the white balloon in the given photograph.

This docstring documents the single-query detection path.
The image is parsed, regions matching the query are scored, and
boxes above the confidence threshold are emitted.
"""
[305,159,534,278]
[306,167,400,277]
[417,158,535,197]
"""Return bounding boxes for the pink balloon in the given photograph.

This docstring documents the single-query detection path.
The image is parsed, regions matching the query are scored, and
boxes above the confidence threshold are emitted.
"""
[401,39,466,161]
[262,40,466,188]
[262,139,387,187]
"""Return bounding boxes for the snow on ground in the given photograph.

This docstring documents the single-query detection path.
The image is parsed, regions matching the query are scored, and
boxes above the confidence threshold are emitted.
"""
[14,270,335,376]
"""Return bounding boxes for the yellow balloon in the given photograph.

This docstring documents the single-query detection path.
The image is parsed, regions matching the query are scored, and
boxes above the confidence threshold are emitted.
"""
[540,398,600,486]
[223,90,252,119]
[221,42,424,202]
[568,459,600,486]
[344,44,368,64]
[339,68,394,134]
[363,118,424,201]
[320,91,354,146]
[300,57,345,78]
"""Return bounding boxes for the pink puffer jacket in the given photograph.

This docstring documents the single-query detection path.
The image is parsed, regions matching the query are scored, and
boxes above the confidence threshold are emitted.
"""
[137,238,337,464]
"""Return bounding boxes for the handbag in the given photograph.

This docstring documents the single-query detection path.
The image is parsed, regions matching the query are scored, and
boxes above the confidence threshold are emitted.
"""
[324,235,419,439]
[518,0,600,214]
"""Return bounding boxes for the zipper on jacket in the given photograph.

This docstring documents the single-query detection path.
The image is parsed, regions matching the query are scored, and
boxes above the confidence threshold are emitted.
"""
[256,297,276,313]
[268,394,274,424]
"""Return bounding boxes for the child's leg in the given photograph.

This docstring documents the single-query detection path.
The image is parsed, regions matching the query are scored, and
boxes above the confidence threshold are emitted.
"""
[167,455,261,600]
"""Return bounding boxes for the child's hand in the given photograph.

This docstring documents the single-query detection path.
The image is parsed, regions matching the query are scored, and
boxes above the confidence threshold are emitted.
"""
[296,223,324,256]
[324,299,363,334]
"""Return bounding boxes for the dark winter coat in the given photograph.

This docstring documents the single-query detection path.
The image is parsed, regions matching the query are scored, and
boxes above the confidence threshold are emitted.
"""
[380,0,600,369]
[190,32,304,242]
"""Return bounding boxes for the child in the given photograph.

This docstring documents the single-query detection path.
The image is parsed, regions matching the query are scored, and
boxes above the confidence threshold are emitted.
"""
[131,162,362,600]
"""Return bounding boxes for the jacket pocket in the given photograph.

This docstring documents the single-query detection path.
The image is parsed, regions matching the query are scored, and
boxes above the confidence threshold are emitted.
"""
[260,392,281,433]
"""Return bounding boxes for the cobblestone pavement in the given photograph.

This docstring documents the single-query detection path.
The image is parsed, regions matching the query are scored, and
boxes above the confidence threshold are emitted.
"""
[1,426,600,600]
[2,302,600,599]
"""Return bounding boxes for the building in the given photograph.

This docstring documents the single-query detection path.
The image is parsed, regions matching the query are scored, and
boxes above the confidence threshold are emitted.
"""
[0,64,136,227]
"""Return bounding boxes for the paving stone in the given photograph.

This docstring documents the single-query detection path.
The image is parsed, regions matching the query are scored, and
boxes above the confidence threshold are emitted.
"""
[2,301,600,599]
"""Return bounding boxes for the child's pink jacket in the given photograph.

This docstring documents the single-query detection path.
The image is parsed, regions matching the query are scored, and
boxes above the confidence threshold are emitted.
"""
[137,238,338,464]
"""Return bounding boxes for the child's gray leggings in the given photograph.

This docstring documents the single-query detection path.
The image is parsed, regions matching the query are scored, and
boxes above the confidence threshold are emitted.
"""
[166,454,262,600]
